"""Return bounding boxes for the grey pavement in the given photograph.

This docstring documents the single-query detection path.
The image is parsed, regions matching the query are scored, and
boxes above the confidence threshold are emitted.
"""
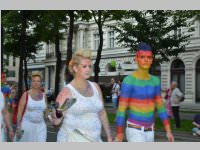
[45,103,200,142]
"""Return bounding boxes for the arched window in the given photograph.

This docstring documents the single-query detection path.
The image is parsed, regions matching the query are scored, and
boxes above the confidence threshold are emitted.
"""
[195,59,200,103]
[171,59,185,93]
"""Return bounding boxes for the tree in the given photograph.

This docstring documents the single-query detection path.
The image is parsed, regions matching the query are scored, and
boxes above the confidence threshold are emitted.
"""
[113,10,195,67]
[91,10,125,82]
[34,10,68,97]
[2,10,41,98]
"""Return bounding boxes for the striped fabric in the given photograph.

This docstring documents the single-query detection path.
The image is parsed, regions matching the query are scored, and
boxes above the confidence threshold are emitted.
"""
[116,74,170,139]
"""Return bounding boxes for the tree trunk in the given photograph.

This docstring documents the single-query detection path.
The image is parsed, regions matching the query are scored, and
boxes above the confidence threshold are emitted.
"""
[54,31,62,97]
[24,57,29,90]
[1,26,4,72]
[65,10,74,84]
[18,10,27,99]
[94,22,103,83]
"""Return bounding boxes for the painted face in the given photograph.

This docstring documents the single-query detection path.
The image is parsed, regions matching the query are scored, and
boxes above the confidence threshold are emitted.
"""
[31,76,42,89]
[135,50,153,70]
[75,58,92,79]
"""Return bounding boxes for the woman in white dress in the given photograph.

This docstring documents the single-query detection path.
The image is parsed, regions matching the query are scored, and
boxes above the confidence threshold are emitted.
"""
[51,49,112,142]
[15,72,48,142]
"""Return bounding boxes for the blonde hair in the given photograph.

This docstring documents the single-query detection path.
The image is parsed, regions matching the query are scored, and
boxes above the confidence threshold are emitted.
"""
[68,49,92,76]
[31,71,43,81]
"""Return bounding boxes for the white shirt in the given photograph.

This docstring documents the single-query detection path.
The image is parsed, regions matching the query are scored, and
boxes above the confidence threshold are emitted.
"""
[170,88,183,106]
[111,83,120,99]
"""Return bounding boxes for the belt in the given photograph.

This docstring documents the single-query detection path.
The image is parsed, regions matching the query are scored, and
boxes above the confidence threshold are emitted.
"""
[127,124,153,132]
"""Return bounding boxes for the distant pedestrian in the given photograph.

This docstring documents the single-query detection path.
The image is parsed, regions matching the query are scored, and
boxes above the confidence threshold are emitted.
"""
[164,88,172,118]
[170,81,184,128]
[110,78,120,109]
[192,114,200,136]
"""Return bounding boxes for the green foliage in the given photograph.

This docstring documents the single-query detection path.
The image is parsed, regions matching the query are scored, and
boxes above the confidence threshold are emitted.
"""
[112,10,195,64]
[110,60,116,68]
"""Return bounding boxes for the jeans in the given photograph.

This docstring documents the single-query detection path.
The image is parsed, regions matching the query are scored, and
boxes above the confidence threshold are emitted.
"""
[126,127,154,142]
[172,106,180,128]
[112,97,118,109]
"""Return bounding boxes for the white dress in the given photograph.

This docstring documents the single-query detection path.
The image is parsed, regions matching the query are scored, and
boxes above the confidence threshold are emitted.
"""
[0,92,5,142]
[57,81,103,142]
[18,93,47,142]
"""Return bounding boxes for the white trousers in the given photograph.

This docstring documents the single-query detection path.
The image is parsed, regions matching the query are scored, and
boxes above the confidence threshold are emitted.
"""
[126,127,154,142]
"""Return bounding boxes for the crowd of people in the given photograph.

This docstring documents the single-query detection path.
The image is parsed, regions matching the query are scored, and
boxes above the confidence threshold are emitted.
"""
[0,42,199,142]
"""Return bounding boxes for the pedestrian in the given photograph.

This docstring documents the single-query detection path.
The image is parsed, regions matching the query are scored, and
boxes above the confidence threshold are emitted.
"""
[110,78,120,109]
[192,114,200,136]
[15,71,48,142]
[0,91,14,142]
[115,42,174,142]
[170,81,184,128]
[50,49,112,142]
[164,87,173,118]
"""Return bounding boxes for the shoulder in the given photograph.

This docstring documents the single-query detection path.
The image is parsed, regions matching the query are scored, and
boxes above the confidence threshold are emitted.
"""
[150,75,160,85]
[123,75,133,84]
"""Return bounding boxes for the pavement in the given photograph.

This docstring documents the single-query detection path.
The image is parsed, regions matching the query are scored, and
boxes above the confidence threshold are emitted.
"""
[45,103,200,142]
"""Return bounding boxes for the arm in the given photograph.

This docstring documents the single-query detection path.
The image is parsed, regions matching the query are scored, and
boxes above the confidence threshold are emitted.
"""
[154,80,174,142]
[192,121,200,128]
[44,95,49,119]
[115,82,130,142]
[94,82,112,142]
[2,96,14,141]
[16,92,27,129]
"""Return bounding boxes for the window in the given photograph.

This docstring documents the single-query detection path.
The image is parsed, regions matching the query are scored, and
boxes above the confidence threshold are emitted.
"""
[7,70,15,77]
[171,59,185,93]
[108,31,114,48]
[13,57,16,66]
[196,59,200,103]
[93,33,99,50]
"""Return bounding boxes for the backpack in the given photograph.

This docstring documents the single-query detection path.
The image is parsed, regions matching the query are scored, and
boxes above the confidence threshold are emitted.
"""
[12,92,28,124]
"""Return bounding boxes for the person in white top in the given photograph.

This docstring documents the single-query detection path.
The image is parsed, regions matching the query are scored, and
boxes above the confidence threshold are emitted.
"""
[15,71,48,142]
[1,72,14,142]
[110,78,120,109]
[51,49,112,142]
[170,81,184,128]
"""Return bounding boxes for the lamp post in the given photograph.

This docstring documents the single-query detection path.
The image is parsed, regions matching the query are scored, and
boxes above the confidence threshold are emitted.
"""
[118,63,122,80]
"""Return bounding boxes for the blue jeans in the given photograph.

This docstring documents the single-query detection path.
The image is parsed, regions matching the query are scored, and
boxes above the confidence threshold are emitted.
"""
[112,97,118,109]
[192,127,200,133]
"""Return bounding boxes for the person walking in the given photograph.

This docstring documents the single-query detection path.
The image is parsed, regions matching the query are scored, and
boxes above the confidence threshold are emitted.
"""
[115,42,174,142]
[110,78,120,110]
[50,49,112,142]
[15,72,48,142]
[170,81,184,128]
[164,87,173,118]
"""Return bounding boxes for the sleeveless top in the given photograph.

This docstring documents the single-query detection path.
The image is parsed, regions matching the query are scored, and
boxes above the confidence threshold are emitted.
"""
[22,93,46,123]
[0,92,5,142]
[60,81,103,141]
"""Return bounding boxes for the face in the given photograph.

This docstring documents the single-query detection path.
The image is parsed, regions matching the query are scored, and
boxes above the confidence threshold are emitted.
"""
[74,58,92,79]
[135,50,153,70]
[111,78,115,84]
[31,76,42,89]
[171,82,177,89]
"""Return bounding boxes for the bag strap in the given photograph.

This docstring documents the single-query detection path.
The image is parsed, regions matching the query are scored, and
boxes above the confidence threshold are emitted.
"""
[20,92,28,122]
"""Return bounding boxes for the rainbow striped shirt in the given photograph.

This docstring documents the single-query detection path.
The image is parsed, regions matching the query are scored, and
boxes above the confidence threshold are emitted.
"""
[116,74,170,138]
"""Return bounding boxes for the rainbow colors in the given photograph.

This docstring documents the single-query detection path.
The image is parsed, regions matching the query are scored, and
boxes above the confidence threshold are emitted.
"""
[116,74,170,138]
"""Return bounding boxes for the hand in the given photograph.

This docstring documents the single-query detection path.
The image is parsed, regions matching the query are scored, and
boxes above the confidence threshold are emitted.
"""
[107,136,113,142]
[114,136,123,142]
[166,132,174,142]
[8,128,14,142]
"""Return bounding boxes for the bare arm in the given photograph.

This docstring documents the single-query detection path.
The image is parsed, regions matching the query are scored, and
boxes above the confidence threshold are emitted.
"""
[192,121,200,128]
[2,95,14,141]
[16,92,27,129]
[94,82,112,142]
[44,95,49,119]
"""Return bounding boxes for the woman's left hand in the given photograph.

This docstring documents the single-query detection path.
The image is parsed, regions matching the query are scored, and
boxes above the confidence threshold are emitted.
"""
[8,128,14,142]
[107,136,113,142]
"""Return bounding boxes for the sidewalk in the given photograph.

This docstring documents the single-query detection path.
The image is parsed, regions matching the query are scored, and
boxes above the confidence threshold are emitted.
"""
[104,103,200,142]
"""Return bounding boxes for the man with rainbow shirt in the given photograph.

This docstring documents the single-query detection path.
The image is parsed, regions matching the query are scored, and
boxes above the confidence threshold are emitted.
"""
[115,42,174,142]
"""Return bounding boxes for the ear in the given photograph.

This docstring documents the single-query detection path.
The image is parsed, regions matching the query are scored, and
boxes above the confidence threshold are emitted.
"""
[73,65,78,73]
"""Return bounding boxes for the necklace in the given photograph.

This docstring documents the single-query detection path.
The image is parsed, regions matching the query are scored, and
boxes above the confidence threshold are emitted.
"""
[73,80,91,96]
